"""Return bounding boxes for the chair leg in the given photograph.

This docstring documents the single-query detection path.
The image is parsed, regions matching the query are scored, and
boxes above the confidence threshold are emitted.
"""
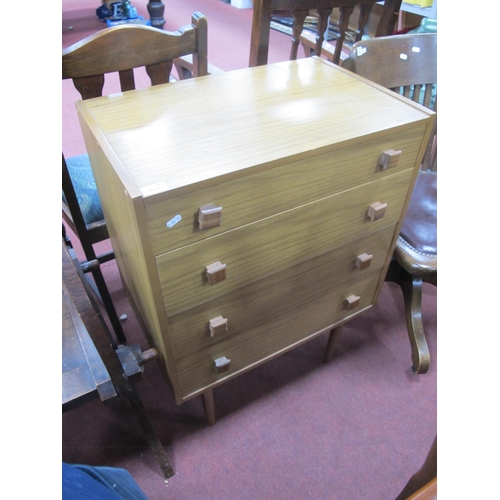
[89,266,127,345]
[127,383,175,479]
[398,269,431,374]
[62,221,126,345]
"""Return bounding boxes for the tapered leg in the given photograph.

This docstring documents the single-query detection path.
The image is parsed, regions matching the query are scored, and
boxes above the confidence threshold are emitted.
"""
[202,388,215,426]
[399,270,431,374]
[324,324,344,363]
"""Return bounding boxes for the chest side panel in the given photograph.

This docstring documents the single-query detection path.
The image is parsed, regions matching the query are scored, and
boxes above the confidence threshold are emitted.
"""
[77,111,182,395]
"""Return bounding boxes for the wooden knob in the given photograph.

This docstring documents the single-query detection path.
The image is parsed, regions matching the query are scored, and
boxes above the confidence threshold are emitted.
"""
[198,204,222,229]
[137,348,158,365]
[209,316,228,337]
[368,202,387,221]
[355,253,373,269]
[214,356,231,374]
[344,294,360,311]
[379,149,401,170]
[206,261,227,285]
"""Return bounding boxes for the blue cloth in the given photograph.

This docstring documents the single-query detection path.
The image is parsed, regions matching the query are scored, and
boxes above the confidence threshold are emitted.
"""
[62,463,148,500]
[63,154,104,225]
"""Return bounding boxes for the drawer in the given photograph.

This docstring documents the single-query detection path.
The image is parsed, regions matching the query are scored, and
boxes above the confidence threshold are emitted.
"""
[146,126,424,255]
[167,225,396,361]
[157,170,412,315]
[175,268,382,399]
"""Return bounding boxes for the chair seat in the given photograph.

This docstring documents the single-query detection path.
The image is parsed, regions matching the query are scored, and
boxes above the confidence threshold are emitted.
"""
[63,154,104,226]
[394,170,437,278]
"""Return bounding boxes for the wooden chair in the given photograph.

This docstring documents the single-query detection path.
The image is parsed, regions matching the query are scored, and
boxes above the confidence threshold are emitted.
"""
[342,33,437,373]
[62,14,209,344]
[62,236,174,479]
[249,0,402,67]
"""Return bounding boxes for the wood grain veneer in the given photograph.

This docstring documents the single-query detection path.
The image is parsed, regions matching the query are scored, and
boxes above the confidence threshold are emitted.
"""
[168,225,395,361]
[157,171,412,314]
[146,126,424,255]
[76,57,435,412]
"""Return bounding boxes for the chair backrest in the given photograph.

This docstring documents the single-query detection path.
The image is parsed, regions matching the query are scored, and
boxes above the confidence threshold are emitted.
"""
[62,12,208,99]
[62,13,209,242]
[342,33,437,170]
[61,14,210,347]
[249,0,402,67]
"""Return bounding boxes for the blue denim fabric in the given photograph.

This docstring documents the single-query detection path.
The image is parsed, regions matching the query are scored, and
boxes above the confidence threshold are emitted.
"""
[62,463,148,500]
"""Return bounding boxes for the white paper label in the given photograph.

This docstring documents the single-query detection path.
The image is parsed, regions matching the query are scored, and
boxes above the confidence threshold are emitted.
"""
[356,46,367,57]
[140,181,168,197]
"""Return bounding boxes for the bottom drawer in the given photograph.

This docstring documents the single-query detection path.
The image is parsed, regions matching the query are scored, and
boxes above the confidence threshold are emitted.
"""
[175,263,384,400]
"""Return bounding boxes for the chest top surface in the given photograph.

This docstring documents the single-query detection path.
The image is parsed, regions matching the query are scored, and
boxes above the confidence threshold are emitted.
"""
[76,57,432,200]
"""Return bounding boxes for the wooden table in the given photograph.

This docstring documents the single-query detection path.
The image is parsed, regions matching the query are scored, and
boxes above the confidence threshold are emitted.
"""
[76,57,434,424]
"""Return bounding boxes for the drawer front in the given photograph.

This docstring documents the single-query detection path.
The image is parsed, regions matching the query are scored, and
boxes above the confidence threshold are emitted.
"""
[175,269,382,399]
[167,225,396,361]
[147,126,424,255]
[157,170,412,315]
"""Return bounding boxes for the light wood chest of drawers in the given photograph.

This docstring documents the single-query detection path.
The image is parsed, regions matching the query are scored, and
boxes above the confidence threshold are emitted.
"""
[76,57,434,421]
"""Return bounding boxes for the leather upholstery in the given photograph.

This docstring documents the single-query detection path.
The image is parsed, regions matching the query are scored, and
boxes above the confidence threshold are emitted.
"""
[394,170,437,277]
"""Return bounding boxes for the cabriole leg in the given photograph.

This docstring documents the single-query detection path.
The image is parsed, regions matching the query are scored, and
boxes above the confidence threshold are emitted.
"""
[399,270,431,374]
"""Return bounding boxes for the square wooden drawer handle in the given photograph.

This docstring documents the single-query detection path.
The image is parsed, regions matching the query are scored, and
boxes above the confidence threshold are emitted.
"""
[344,294,360,311]
[355,253,373,269]
[379,149,401,170]
[206,261,227,285]
[198,204,222,230]
[214,356,231,374]
[209,316,228,337]
[368,202,387,221]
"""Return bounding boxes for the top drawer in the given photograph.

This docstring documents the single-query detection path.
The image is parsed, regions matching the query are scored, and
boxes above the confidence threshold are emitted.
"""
[146,126,424,255]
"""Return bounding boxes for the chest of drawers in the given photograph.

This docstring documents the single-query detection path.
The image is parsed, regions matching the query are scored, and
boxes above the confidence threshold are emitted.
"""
[76,57,434,422]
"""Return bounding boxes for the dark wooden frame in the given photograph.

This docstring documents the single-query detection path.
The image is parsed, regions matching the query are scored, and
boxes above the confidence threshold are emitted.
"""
[62,237,175,478]
[249,0,402,67]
